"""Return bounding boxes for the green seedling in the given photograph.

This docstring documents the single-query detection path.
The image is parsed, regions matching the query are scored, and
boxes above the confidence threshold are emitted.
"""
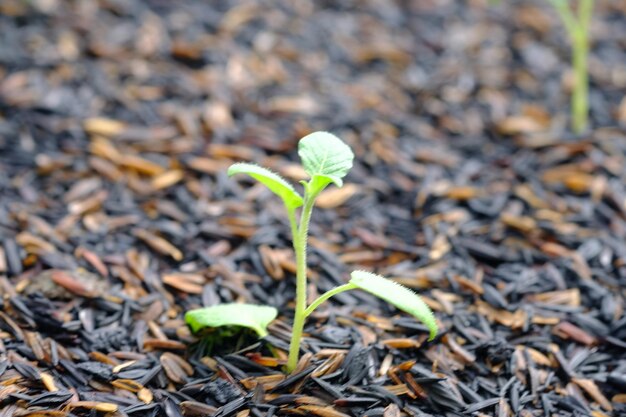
[185,132,438,372]
[489,0,594,134]
[547,0,593,134]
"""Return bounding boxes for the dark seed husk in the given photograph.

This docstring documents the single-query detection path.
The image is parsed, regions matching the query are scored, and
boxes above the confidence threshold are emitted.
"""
[0,1,624,417]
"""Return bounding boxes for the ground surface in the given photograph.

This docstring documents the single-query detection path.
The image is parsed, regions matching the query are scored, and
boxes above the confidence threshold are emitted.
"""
[0,0,625,416]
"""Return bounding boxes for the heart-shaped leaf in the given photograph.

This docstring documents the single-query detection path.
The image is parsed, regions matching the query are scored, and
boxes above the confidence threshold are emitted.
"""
[349,271,438,340]
[185,303,278,337]
[298,132,354,192]
[228,163,303,209]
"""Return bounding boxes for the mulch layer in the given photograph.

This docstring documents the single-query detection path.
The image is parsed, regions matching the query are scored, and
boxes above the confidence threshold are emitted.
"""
[1,0,626,416]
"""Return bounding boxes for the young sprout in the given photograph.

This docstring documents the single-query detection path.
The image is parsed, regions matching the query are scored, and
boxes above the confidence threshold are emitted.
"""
[547,0,593,134]
[185,132,438,373]
[490,0,594,133]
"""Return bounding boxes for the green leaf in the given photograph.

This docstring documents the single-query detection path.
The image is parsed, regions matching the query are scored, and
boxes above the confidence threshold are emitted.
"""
[298,132,354,191]
[185,303,278,337]
[349,271,438,341]
[228,163,303,209]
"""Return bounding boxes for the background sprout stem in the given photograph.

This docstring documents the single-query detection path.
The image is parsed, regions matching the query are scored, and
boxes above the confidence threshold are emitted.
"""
[548,0,594,134]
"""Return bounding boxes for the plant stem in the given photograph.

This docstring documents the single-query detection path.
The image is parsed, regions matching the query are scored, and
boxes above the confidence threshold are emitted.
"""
[573,0,593,134]
[548,0,578,35]
[286,192,318,372]
[548,0,593,134]
[578,0,593,32]
[287,208,299,245]
[304,283,357,317]
[571,29,589,134]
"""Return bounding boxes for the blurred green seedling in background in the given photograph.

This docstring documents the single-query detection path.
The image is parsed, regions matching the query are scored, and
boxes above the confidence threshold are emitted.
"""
[185,132,438,373]
[548,0,593,134]
[491,0,593,133]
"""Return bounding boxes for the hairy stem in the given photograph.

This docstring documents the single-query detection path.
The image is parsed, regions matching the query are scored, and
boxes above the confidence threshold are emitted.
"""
[304,283,357,317]
[286,191,318,372]
[287,208,299,245]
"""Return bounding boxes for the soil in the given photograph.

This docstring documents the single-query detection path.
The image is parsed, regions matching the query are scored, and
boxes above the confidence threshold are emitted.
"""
[0,0,625,416]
